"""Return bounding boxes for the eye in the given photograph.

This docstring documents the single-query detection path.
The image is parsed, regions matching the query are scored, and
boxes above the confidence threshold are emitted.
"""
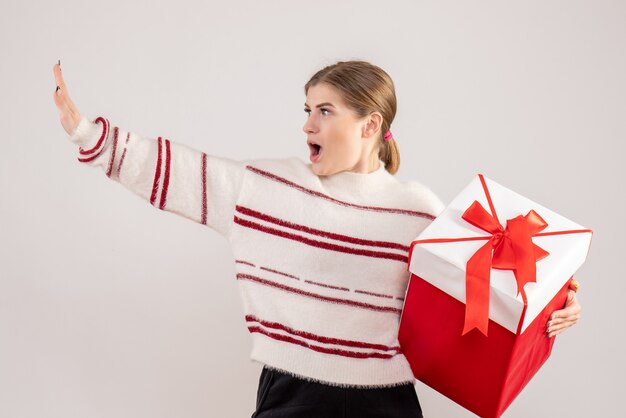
[303,108,330,116]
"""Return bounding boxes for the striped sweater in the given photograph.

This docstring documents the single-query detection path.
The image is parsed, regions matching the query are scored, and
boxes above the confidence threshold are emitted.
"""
[68,115,446,388]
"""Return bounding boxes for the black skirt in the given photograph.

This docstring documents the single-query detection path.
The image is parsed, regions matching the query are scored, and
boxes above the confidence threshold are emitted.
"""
[251,365,424,418]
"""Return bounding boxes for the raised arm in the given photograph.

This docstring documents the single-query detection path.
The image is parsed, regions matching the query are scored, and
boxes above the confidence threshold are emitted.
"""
[53,62,247,238]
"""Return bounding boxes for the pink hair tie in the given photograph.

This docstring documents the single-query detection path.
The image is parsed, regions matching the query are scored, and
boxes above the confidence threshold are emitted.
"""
[383,130,393,141]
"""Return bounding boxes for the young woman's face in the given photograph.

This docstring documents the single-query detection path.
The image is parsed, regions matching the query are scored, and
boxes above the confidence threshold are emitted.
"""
[303,82,380,176]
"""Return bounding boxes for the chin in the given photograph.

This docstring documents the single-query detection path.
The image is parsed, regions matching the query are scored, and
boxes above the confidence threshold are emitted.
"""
[311,164,329,177]
[311,165,324,176]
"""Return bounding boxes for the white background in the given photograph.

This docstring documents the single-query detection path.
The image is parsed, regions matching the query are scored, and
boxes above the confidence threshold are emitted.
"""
[1,0,623,416]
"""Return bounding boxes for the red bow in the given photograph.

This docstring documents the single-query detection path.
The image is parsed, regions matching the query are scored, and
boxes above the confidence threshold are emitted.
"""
[461,200,549,336]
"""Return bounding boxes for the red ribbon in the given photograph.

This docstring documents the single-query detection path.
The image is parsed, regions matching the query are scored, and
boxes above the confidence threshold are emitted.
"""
[409,174,592,337]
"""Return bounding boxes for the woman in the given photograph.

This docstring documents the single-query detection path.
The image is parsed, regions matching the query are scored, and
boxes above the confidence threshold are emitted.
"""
[53,59,581,417]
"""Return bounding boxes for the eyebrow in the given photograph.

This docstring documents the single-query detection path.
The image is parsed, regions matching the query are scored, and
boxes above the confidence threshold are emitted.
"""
[304,102,336,108]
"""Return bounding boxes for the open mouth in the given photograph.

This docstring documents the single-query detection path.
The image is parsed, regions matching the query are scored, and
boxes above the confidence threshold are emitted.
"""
[308,141,322,160]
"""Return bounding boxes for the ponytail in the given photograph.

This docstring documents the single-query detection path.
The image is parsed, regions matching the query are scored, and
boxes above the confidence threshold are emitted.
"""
[378,134,400,175]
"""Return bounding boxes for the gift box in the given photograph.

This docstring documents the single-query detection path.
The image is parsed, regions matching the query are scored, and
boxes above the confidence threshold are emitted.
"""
[398,174,592,418]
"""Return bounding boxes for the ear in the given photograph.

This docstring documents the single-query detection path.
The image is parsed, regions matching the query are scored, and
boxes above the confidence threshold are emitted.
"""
[362,112,383,139]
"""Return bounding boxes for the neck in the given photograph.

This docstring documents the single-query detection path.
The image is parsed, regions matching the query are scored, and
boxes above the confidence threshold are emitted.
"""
[346,153,382,174]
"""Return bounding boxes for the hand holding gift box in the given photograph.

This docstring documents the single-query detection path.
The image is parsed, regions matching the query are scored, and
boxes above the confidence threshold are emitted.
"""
[546,279,581,338]
[398,173,592,418]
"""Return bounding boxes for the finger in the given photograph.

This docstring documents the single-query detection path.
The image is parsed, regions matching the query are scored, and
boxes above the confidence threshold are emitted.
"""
[547,323,571,338]
[548,318,578,337]
[59,89,79,118]
[53,88,71,113]
[53,85,75,117]
[549,312,579,327]
[548,312,580,327]
[550,303,581,321]
[52,71,79,118]
[550,308,579,324]
[548,327,567,338]
[53,63,67,91]
[548,317,577,333]
[52,76,68,109]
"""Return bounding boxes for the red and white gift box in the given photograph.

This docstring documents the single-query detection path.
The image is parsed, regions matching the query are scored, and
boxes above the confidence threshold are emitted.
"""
[398,174,593,418]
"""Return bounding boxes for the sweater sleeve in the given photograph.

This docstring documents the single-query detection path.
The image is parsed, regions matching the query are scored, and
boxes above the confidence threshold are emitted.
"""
[68,115,246,238]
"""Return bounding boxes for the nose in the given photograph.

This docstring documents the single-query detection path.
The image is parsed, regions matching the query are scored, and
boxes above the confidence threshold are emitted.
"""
[303,114,317,134]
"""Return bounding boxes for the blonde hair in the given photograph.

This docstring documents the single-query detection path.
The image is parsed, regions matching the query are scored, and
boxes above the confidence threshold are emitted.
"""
[304,60,400,174]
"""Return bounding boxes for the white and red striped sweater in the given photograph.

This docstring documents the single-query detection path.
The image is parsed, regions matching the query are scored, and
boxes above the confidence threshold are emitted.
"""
[68,115,445,388]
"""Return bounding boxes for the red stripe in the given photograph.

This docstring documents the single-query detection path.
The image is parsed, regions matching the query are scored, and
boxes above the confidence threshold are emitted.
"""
[201,153,207,225]
[236,205,409,252]
[150,137,163,206]
[78,151,102,163]
[78,117,108,156]
[159,139,171,209]
[106,126,119,178]
[246,165,436,220]
[116,132,131,176]
[479,174,500,226]
[304,280,349,292]
[236,273,402,314]
[247,326,397,359]
[534,229,594,237]
[234,216,408,263]
[245,314,401,352]
[354,289,394,299]
[259,266,300,281]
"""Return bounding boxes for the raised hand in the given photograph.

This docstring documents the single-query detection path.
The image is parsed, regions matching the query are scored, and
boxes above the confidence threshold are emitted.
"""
[52,61,82,135]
